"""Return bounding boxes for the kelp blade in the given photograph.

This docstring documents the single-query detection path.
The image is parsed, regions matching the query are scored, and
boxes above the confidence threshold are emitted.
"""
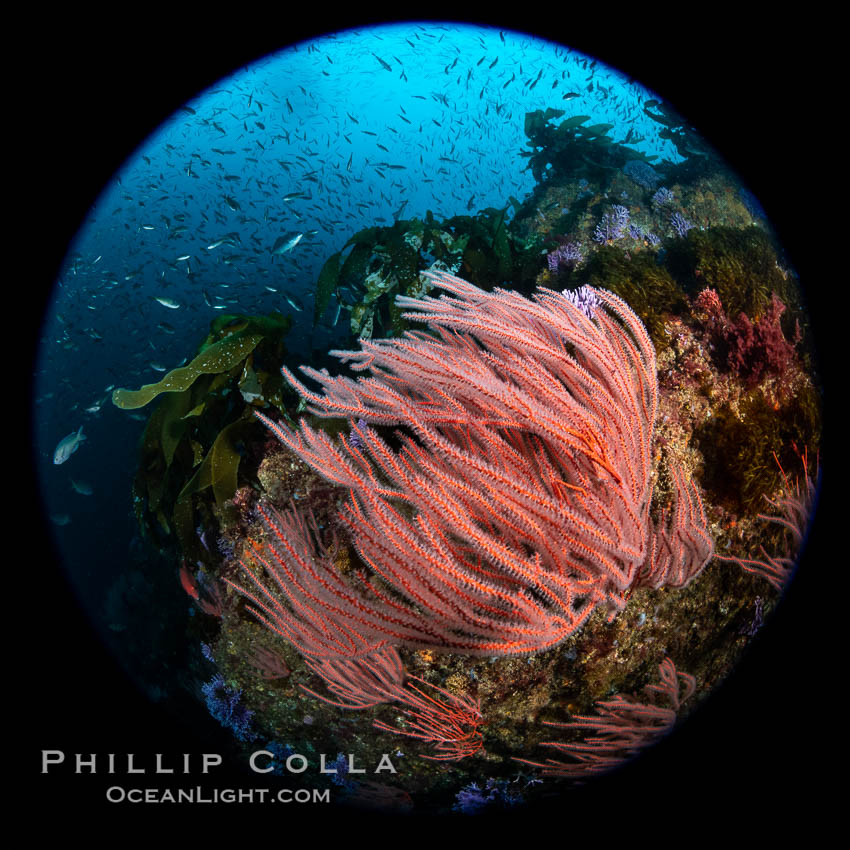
[112,333,263,410]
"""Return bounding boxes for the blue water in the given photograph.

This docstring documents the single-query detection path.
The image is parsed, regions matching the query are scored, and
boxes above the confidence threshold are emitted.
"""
[32,21,686,677]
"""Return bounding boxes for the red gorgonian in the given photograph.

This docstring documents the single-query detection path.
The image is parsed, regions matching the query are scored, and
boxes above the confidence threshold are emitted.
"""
[226,270,713,758]
[513,656,696,779]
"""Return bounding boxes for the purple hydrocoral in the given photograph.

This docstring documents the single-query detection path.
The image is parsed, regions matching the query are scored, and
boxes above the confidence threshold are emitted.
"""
[328,753,356,788]
[670,212,695,237]
[628,223,661,247]
[623,159,660,190]
[453,778,524,814]
[348,418,368,449]
[202,675,256,742]
[561,285,602,320]
[593,205,630,243]
[547,241,583,272]
[740,596,764,636]
[652,187,674,206]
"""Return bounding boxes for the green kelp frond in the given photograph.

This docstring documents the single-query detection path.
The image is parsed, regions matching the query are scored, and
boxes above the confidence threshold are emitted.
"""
[520,109,652,186]
[643,99,712,163]
[176,416,255,511]
[112,332,263,409]
[208,312,292,340]
[314,250,342,325]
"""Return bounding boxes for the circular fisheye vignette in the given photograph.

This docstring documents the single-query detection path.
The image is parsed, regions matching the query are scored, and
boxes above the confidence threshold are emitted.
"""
[36,22,821,813]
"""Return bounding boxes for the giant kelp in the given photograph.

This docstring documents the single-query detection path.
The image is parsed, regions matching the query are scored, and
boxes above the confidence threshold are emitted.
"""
[314,217,462,336]
[125,312,293,560]
[112,332,264,410]
[521,108,660,188]
[642,99,715,183]
[443,205,541,290]
[313,210,541,340]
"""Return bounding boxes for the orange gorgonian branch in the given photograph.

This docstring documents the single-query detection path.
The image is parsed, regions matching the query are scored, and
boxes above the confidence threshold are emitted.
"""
[514,657,695,779]
[298,643,483,761]
[716,447,817,590]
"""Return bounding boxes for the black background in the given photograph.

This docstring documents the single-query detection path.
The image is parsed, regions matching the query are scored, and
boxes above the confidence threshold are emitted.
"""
[22,9,832,832]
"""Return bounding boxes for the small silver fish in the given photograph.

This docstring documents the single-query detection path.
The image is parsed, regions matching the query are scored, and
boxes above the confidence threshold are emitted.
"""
[155,296,181,309]
[272,232,304,255]
[54,426,86,465]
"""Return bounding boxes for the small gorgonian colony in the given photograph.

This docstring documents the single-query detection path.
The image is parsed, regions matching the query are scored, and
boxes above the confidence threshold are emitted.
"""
[514,656,697,779]
[226,270,713,760]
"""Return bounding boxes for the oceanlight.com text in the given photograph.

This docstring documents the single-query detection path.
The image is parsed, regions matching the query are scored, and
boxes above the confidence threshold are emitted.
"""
[105,786,330,804]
